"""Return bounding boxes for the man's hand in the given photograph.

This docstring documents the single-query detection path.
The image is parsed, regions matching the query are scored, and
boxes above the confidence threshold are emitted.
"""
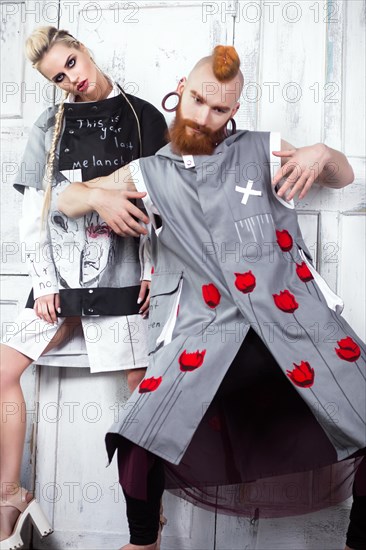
[57,162,150,236]
[138,280,151,318]
[272,141,354,201]
[34,293,60,324]
[90,189,149,237]
[272,143,331,201]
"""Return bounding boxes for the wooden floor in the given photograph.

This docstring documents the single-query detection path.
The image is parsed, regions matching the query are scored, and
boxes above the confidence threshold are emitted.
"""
[160,494,351,550]
[31,492,351,549]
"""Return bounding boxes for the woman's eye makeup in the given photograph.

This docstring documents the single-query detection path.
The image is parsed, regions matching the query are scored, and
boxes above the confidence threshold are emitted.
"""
[53,57,76,83]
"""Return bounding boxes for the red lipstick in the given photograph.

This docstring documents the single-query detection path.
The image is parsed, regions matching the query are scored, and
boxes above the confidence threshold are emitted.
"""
[77,79,88,92]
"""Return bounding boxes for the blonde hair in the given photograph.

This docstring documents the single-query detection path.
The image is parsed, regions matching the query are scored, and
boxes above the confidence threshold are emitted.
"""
[25,26,83,223]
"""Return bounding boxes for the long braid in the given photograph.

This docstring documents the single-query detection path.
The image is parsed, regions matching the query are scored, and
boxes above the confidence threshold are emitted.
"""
[25,26,81,226]
[41,90,68,226]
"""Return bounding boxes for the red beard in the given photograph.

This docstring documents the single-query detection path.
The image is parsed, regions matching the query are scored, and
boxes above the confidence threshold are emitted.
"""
[169,107,226,155]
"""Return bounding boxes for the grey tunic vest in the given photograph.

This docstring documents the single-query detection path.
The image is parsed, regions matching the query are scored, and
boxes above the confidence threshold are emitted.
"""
[107,130,365,465]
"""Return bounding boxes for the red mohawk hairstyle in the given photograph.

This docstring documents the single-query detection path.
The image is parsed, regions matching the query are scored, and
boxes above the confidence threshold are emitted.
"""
[212,45,240,82]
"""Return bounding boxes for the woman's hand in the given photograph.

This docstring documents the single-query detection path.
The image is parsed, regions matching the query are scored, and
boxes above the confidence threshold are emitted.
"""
[34,293,60,324]
[138,280,151,318]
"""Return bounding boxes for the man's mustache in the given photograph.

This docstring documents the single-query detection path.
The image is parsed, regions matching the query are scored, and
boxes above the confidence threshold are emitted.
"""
[179,118,214,137]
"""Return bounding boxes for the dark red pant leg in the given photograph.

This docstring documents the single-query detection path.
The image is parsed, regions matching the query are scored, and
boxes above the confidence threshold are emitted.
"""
[117,442,165,545]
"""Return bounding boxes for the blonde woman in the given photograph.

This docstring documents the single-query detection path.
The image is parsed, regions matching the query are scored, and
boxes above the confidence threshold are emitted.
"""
[0,26,167,549]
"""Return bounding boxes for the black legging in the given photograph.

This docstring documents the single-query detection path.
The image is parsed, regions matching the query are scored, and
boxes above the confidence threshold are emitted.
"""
[123,456,165,545]
[346,457,366,549]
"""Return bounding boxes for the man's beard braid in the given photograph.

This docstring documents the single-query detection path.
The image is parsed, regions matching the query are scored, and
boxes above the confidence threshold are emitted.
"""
[169,107,227,156]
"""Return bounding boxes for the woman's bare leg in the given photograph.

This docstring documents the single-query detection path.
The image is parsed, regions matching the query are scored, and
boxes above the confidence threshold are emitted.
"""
[0,345,34,539]
[0,317,80,538]
[0,346,33,498]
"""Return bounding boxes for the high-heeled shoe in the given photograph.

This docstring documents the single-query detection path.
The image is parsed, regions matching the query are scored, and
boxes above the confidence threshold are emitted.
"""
[0,488,53,550]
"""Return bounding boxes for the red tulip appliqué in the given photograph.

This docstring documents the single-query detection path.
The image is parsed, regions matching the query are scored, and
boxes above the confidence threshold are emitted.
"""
[179,350,206,372]
[287,361,315,388]
[276,229,293,252]
[138,376,163,393]
[273,290,299,313]
[202,283,221,309]
[234,271,256,294]
[335,337,361,362]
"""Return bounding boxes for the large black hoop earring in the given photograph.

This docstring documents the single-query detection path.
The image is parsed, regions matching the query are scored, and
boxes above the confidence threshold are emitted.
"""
[162,92,180,112]
[225,118,237,136]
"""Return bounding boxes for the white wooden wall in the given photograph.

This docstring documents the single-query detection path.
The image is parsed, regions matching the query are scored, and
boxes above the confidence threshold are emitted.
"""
[0,1,365,548]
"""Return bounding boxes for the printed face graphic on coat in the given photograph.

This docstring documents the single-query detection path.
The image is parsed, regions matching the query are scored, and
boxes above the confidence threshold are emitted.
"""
[50,187,114,289]
[80,216,114,286]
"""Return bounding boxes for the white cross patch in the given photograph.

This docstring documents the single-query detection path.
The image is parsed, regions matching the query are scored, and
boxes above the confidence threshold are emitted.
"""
[235,180,262,205]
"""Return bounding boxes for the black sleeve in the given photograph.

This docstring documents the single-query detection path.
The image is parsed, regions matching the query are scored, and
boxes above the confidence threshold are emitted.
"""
[139,103,169,158]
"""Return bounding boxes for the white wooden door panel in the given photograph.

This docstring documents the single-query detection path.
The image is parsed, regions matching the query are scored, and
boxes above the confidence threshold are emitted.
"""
[256,0,325,145]
[338,213,366,339]
[59,0,231,126]
[214,513,254,549]
[323,0,344,150]
[1,0,365,548]
[255,501,351,549]
[1,0,55,274]
[298,212,319,266]
[0,2,26,119]
[34,368,131,548]
[344,0,366,157]
[229,2,261,131]
[162,492,216,549]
